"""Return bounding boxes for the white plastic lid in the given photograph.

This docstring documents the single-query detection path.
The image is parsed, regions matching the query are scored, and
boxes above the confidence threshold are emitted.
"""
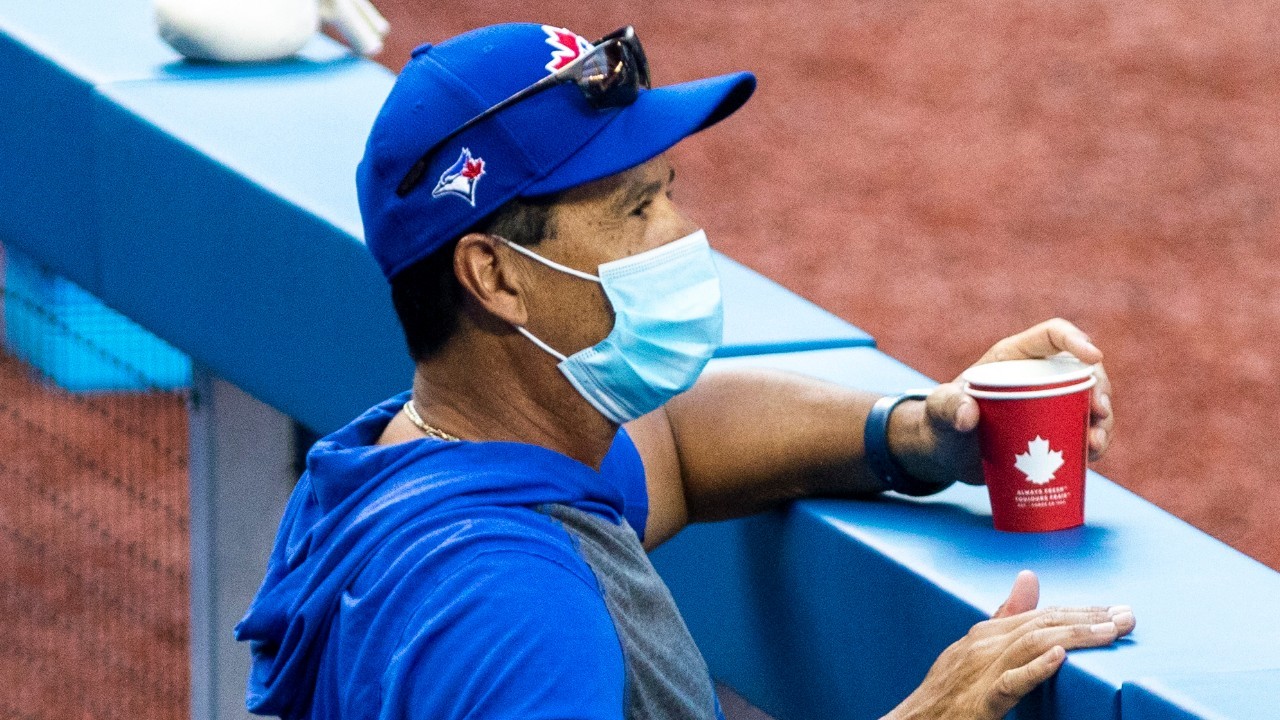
[961,354,1095,388]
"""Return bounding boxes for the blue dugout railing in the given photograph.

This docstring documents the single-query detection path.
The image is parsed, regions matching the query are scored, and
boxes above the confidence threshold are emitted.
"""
[2,2,1278,718]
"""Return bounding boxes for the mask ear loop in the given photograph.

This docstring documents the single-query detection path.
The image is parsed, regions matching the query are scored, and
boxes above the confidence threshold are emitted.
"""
[514,326,569,362]
[498,237,601,282]
[496,237,593,362]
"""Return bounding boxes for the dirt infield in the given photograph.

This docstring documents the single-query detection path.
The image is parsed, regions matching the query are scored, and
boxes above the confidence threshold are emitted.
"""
[369,0,1280,570]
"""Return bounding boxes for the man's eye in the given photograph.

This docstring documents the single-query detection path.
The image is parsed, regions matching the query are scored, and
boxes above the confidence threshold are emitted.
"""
[631,201,651,217]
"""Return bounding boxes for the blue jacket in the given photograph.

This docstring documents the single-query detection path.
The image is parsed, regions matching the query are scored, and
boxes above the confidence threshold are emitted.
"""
[235,391,652,719]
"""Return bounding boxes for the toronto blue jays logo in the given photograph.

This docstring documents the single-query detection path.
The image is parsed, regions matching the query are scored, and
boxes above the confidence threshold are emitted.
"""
[431,148,486,206]
[541,25,592,73]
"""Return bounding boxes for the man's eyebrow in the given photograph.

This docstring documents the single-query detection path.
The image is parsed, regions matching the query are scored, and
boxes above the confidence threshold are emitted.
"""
[613,167,676,213]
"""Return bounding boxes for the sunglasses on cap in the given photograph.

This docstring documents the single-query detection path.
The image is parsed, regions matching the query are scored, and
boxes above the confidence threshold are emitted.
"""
[396,26,651,197]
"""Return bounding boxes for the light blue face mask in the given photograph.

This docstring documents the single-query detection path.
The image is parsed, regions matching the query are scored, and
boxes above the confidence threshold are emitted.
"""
[502,229,724,424]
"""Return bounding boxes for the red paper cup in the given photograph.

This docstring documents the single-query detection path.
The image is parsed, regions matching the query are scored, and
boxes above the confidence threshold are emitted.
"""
[962,357,1096,532]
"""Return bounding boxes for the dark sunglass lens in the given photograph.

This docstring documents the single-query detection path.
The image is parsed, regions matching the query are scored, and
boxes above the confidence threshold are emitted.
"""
[577,46,612,87]
[624,34,650,88]
[577,42,640,108]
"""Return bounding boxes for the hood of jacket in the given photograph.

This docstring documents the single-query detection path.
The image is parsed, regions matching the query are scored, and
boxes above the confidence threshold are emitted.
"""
[233,391,643,716]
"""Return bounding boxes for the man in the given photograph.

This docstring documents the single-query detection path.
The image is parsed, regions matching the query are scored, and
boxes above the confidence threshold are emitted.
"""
[236,22,1132,720]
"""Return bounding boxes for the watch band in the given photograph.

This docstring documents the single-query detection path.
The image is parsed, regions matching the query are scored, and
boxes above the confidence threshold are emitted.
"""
[863,390,956,497]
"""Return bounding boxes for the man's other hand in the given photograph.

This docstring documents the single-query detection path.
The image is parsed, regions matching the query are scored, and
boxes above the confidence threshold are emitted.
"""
[885,571,1135,720]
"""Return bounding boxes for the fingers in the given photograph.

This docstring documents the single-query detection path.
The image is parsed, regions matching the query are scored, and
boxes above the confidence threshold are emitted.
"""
[926,382,979,433]
[991,570,1040,619]
[1000,608,1135,668]
[974,605,1115,639]
[987,645,1066,717]
[979,318,1103,366]
[1112,606,1136,636]
[961,318,1117,462]
[1088,363,1115,461]
[1090,370,1111,423]
[918,597,1135,720]
[919,383,985,486]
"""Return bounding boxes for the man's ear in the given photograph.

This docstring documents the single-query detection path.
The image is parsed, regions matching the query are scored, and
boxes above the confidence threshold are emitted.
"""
[452,232,529,326]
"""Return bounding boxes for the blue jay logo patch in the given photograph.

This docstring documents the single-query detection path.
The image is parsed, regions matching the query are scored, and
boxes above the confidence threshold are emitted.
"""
[432,148,486,206]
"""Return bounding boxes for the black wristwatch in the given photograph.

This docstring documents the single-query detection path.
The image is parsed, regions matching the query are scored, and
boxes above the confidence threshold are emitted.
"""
[863,390,956,497]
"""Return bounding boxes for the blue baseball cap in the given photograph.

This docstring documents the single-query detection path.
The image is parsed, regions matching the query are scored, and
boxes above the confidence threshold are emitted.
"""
[357,23,756,280]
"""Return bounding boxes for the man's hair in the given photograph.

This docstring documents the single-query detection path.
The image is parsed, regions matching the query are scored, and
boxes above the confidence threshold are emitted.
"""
[390,194,561,362]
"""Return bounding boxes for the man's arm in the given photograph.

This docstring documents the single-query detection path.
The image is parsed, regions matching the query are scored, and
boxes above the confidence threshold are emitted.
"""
[626,369,885,548]
[627,318,1114,550]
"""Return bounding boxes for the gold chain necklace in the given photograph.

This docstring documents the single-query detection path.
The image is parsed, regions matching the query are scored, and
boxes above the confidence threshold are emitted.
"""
[402,400,460,442]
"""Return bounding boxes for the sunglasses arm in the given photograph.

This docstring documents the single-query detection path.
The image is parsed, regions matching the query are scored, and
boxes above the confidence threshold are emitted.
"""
[396,71,576,196]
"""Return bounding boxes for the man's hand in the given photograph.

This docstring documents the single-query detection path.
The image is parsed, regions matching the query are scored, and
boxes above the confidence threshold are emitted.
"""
[893,318,1116,486]
[885,571,1135,720]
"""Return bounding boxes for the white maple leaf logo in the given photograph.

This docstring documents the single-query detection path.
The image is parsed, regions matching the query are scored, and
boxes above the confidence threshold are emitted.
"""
[1014,436,1064,485]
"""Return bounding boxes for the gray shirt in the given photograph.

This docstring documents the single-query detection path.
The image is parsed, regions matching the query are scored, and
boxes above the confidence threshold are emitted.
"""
[539,503,722,719]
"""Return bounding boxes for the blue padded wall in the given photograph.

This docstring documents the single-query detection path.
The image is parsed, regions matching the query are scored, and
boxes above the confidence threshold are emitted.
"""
[1122,671,1280,720]
[712,253,872,357]
[0,0,346,292]
[90,60,410,432]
